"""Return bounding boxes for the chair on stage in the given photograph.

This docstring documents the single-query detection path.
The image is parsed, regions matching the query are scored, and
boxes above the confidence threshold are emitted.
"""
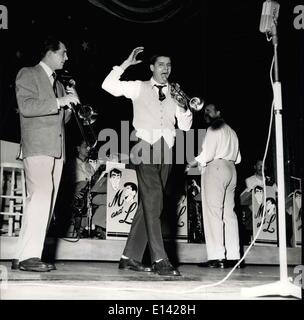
[0,162,26,236]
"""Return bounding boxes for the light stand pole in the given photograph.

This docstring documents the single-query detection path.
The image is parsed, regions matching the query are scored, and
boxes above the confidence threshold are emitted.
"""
[241,3,301,299]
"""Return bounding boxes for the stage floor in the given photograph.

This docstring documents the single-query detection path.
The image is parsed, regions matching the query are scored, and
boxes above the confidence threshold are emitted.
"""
[0,261,301,300]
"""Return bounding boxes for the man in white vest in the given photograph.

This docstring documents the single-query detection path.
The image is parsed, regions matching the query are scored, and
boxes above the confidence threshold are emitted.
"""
[102,47,192,276]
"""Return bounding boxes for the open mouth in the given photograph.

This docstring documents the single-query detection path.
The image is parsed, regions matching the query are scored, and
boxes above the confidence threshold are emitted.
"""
[161,73,168,80]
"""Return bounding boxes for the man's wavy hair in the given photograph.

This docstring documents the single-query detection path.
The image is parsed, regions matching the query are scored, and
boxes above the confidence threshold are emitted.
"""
[39,35,62,60]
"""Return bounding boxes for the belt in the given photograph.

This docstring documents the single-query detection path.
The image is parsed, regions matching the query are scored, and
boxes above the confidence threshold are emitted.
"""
[207,158,235,164]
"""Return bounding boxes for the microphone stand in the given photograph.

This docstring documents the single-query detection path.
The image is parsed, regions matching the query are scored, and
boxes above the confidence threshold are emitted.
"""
[86,177,93,237]
[241,21,301,299]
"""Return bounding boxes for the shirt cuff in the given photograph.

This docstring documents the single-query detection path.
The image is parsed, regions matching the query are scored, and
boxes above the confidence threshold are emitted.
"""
[195,155,206,167]
[176,107,192,116]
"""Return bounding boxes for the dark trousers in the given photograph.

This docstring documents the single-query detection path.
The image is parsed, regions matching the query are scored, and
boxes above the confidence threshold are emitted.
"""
[123,138,173,262]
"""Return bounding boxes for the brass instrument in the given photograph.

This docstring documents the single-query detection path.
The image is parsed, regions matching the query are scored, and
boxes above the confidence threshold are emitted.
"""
[65,78,98,150]
[170,83,204,112]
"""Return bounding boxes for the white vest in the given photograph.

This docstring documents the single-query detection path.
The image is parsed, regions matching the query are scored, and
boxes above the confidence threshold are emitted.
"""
[132,81,177,145]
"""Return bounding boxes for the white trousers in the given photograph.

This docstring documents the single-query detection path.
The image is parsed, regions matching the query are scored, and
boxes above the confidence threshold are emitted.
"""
[201,159,240,260]
[14,156,63,262]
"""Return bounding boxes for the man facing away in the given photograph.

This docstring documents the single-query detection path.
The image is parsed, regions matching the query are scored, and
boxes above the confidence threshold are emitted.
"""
[102,47,192,276]
[188,103,241,269]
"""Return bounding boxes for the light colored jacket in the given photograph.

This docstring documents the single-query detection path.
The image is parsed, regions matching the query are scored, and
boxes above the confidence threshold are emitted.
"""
[15,64,71,159]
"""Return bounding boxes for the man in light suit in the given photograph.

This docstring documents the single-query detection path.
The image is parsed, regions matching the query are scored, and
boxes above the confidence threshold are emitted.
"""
[12,36,79,272]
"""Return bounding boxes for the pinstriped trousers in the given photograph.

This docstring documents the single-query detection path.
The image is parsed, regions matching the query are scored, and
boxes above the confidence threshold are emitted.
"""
[123,137,173,262]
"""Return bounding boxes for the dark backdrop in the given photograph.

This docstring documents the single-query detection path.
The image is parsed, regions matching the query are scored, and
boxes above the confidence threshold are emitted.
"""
[0,0,303,190]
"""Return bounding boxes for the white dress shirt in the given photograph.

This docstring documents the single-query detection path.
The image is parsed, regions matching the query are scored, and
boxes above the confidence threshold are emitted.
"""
[102,66,192,147]
[195,123,241,167]
[74,158,96,183]
[39,61,60,109]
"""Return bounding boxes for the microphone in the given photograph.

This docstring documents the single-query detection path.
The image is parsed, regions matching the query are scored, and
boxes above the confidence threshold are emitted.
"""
[259,0,280,34]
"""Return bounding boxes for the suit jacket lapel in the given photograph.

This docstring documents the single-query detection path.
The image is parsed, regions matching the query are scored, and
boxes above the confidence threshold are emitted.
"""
[34,64,55,98]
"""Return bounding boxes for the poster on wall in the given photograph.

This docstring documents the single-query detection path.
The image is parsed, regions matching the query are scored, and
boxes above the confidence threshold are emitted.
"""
[106,168,138,240]
[252,185,278,245]
[161,192,188,242]
[175,193,188,242]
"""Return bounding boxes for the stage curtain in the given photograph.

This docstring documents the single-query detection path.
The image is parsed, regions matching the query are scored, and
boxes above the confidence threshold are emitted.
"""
[87,0,200,23]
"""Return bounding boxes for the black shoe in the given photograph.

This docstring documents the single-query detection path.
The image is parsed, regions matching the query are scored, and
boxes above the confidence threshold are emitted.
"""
[11,259,19,270]
[152,258,181,276]
[118,258,152,272]
[12,259,56,271]
[44,262,57,270]
[19,258,51,272]
[198,259,227,269]
[225,259,245,269]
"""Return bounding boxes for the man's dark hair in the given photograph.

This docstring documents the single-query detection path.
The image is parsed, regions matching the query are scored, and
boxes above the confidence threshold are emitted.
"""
[266,197,276,205]
[207,103,223,114]
[40,35,62,60]
[124,182,138,193]
[110,168,122,177]
[149,53,171,65]
[205,103,225,129]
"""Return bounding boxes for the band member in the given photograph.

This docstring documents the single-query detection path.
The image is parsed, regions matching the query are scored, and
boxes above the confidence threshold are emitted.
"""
[188,103,241,268]
[245,159,276,192]
[102,47,192,276]
[12,36,79,272]
[69,140,107,239]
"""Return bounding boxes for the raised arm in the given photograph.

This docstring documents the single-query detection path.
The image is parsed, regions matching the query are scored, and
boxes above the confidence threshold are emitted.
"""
[101,47,144,99]
[120,46,144,70]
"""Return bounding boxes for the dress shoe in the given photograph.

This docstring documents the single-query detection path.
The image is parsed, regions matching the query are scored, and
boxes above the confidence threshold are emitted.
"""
[225,259,245,269]
[118,258,152,272]
[152,258,181,276]
[11,259,19,270]
[198,259,227,269]
[19,258,51,272]
[12,259,56,271]
[45,262,57,270]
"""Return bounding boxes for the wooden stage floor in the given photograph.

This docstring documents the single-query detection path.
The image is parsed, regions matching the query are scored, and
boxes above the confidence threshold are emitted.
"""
[0,261,302,301]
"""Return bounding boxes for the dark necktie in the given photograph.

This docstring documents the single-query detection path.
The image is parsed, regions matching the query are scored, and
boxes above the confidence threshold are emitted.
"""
[155,85,166,102]
[52,72,58,97]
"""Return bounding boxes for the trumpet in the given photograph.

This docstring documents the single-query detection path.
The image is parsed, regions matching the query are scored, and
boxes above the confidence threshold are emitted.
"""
[170,83,204,112]
[65,78,98,150]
